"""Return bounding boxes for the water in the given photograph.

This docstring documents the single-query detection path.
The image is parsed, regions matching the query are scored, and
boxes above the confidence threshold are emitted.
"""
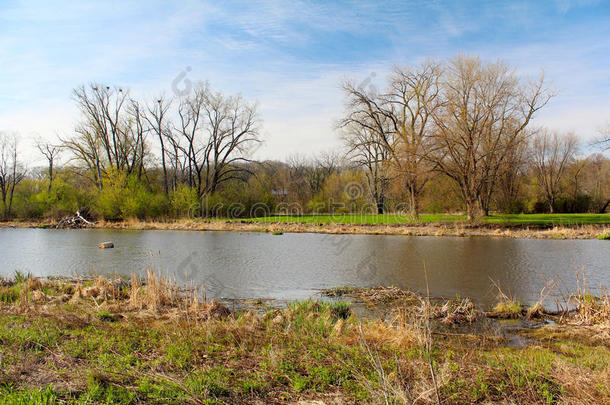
[0,228,608,307]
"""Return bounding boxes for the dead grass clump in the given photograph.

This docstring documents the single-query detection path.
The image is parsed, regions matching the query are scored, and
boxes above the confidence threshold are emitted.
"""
[360,320,420,349]
[491,299,523,318]
[573,290,610,326]
[489,280,524,319]
[551,359,610,403]
[26,277,42,291]
[434,297,478,324]
[127,270,181,313]
[324,286,420,306]
[526,301,545,319]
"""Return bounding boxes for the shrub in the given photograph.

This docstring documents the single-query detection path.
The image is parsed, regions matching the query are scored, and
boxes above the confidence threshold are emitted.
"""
[95,170,168,220]
[170,185,200,218]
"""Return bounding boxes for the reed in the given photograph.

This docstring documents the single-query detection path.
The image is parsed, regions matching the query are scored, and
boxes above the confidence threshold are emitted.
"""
[1,274,608,403]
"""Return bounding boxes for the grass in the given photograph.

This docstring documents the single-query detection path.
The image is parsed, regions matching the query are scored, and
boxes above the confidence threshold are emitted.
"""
[0,274,609,403]
[492,299,524,318]
[597,232,610,240]
[226,213,610,226]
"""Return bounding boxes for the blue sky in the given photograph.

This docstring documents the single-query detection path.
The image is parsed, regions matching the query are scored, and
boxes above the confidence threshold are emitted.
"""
[1,0,609,163]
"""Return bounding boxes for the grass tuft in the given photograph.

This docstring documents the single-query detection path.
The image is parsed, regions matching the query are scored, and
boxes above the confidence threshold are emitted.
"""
[0,275,608,403]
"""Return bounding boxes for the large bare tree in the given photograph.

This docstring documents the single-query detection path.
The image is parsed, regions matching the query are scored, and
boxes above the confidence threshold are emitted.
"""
[429,56,551,220]
[341,61,443,218]
[340,80,398,213]
[383,62,443,217]
[531,130,578,213]
[0,132,26,219]
[62,84,147,188]
[176,83,261,207]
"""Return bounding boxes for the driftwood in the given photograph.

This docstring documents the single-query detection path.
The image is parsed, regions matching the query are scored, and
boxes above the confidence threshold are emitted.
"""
[56,209,96,229]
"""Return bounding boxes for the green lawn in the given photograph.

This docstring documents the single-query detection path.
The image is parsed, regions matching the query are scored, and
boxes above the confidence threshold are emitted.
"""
[226,213,610,226]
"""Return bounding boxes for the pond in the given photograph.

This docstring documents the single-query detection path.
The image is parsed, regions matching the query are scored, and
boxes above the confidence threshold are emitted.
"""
[0,228,608,307]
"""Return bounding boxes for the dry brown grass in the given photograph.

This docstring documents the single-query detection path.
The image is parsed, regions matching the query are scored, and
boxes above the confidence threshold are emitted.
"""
[5,270,229,324]
[1,274,610,404]
[3,218,609,239]
[571,284,610,326]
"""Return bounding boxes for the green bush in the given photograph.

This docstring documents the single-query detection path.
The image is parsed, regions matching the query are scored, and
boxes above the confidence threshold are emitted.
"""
[170,185,200,218]
[94,170,168,220]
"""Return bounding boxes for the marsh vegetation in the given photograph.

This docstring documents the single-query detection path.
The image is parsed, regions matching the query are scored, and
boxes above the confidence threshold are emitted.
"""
[0,272,608,404]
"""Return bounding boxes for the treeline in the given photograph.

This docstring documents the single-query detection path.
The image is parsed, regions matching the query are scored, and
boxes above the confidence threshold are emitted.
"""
[0,55,608,222]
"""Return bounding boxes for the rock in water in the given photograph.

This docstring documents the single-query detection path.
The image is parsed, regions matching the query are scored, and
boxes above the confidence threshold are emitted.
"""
[98,242,114,249]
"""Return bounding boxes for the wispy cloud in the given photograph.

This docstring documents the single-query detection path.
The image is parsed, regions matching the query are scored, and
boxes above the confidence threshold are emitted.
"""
[1,0,609,161]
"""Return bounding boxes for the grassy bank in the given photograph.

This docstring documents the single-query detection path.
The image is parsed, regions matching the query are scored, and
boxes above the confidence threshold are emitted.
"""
[3,214,610,239]
[1,273,609,404]
[233,213,610,226]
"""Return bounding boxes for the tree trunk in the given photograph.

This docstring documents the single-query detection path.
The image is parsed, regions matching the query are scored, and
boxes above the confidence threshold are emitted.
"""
[376,200,384,214]
[466,198,480,223]
[599,199,610,214]
[158,133,169,195]
[48,160,53,192]
[408,186,419,219]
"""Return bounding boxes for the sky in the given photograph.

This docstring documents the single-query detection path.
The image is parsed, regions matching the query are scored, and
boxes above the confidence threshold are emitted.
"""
[1,0,609,165]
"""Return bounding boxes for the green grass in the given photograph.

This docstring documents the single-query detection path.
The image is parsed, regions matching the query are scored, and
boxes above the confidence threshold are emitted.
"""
[220,213,610,226]
[2,275,609,404]
[1,300,608,404]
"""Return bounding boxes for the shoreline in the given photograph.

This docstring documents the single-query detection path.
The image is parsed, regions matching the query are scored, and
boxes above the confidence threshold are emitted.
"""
[1,274,608,403]
[2,218,610,239]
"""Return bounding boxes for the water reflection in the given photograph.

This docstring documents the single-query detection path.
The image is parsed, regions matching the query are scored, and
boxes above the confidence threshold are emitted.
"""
[0,228,607,307]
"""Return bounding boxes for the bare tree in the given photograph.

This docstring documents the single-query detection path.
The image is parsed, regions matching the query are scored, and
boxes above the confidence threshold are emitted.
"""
[341,61,443,218]
[127,98,148,181]
[593,124,610,151]
[494,133,529,212]
[340,81,397,213]
[285,154,312,209]
[342,123,391,213]
[144,96,172,194]
[383,62,443,217]
[62,84,147,188]
[308,151,340,197]
[429,56,551,220]
[177,83,261,209]
[531,130,578,213]
[581,153,610,213]
[0,132,26,219]
[35,138,61,192]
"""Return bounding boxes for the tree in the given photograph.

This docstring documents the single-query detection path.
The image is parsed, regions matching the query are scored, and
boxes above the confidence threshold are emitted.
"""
[341,122,391,214]
[341,61,451,218]
[531,130,578,213]
[340,80,398,214]
[429,56,551,220]
[383,62,443,217]
[581,153,610,213]
[144,96,172,194]
[35,139,61,192]
[594,124,610,151]
[62,84,147,189]
[494,133,529,213]
[177,83,261,209]
[0,132,26,219]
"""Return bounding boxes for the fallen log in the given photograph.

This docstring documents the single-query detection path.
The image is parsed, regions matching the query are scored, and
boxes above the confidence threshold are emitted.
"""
[56,209,96,229]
